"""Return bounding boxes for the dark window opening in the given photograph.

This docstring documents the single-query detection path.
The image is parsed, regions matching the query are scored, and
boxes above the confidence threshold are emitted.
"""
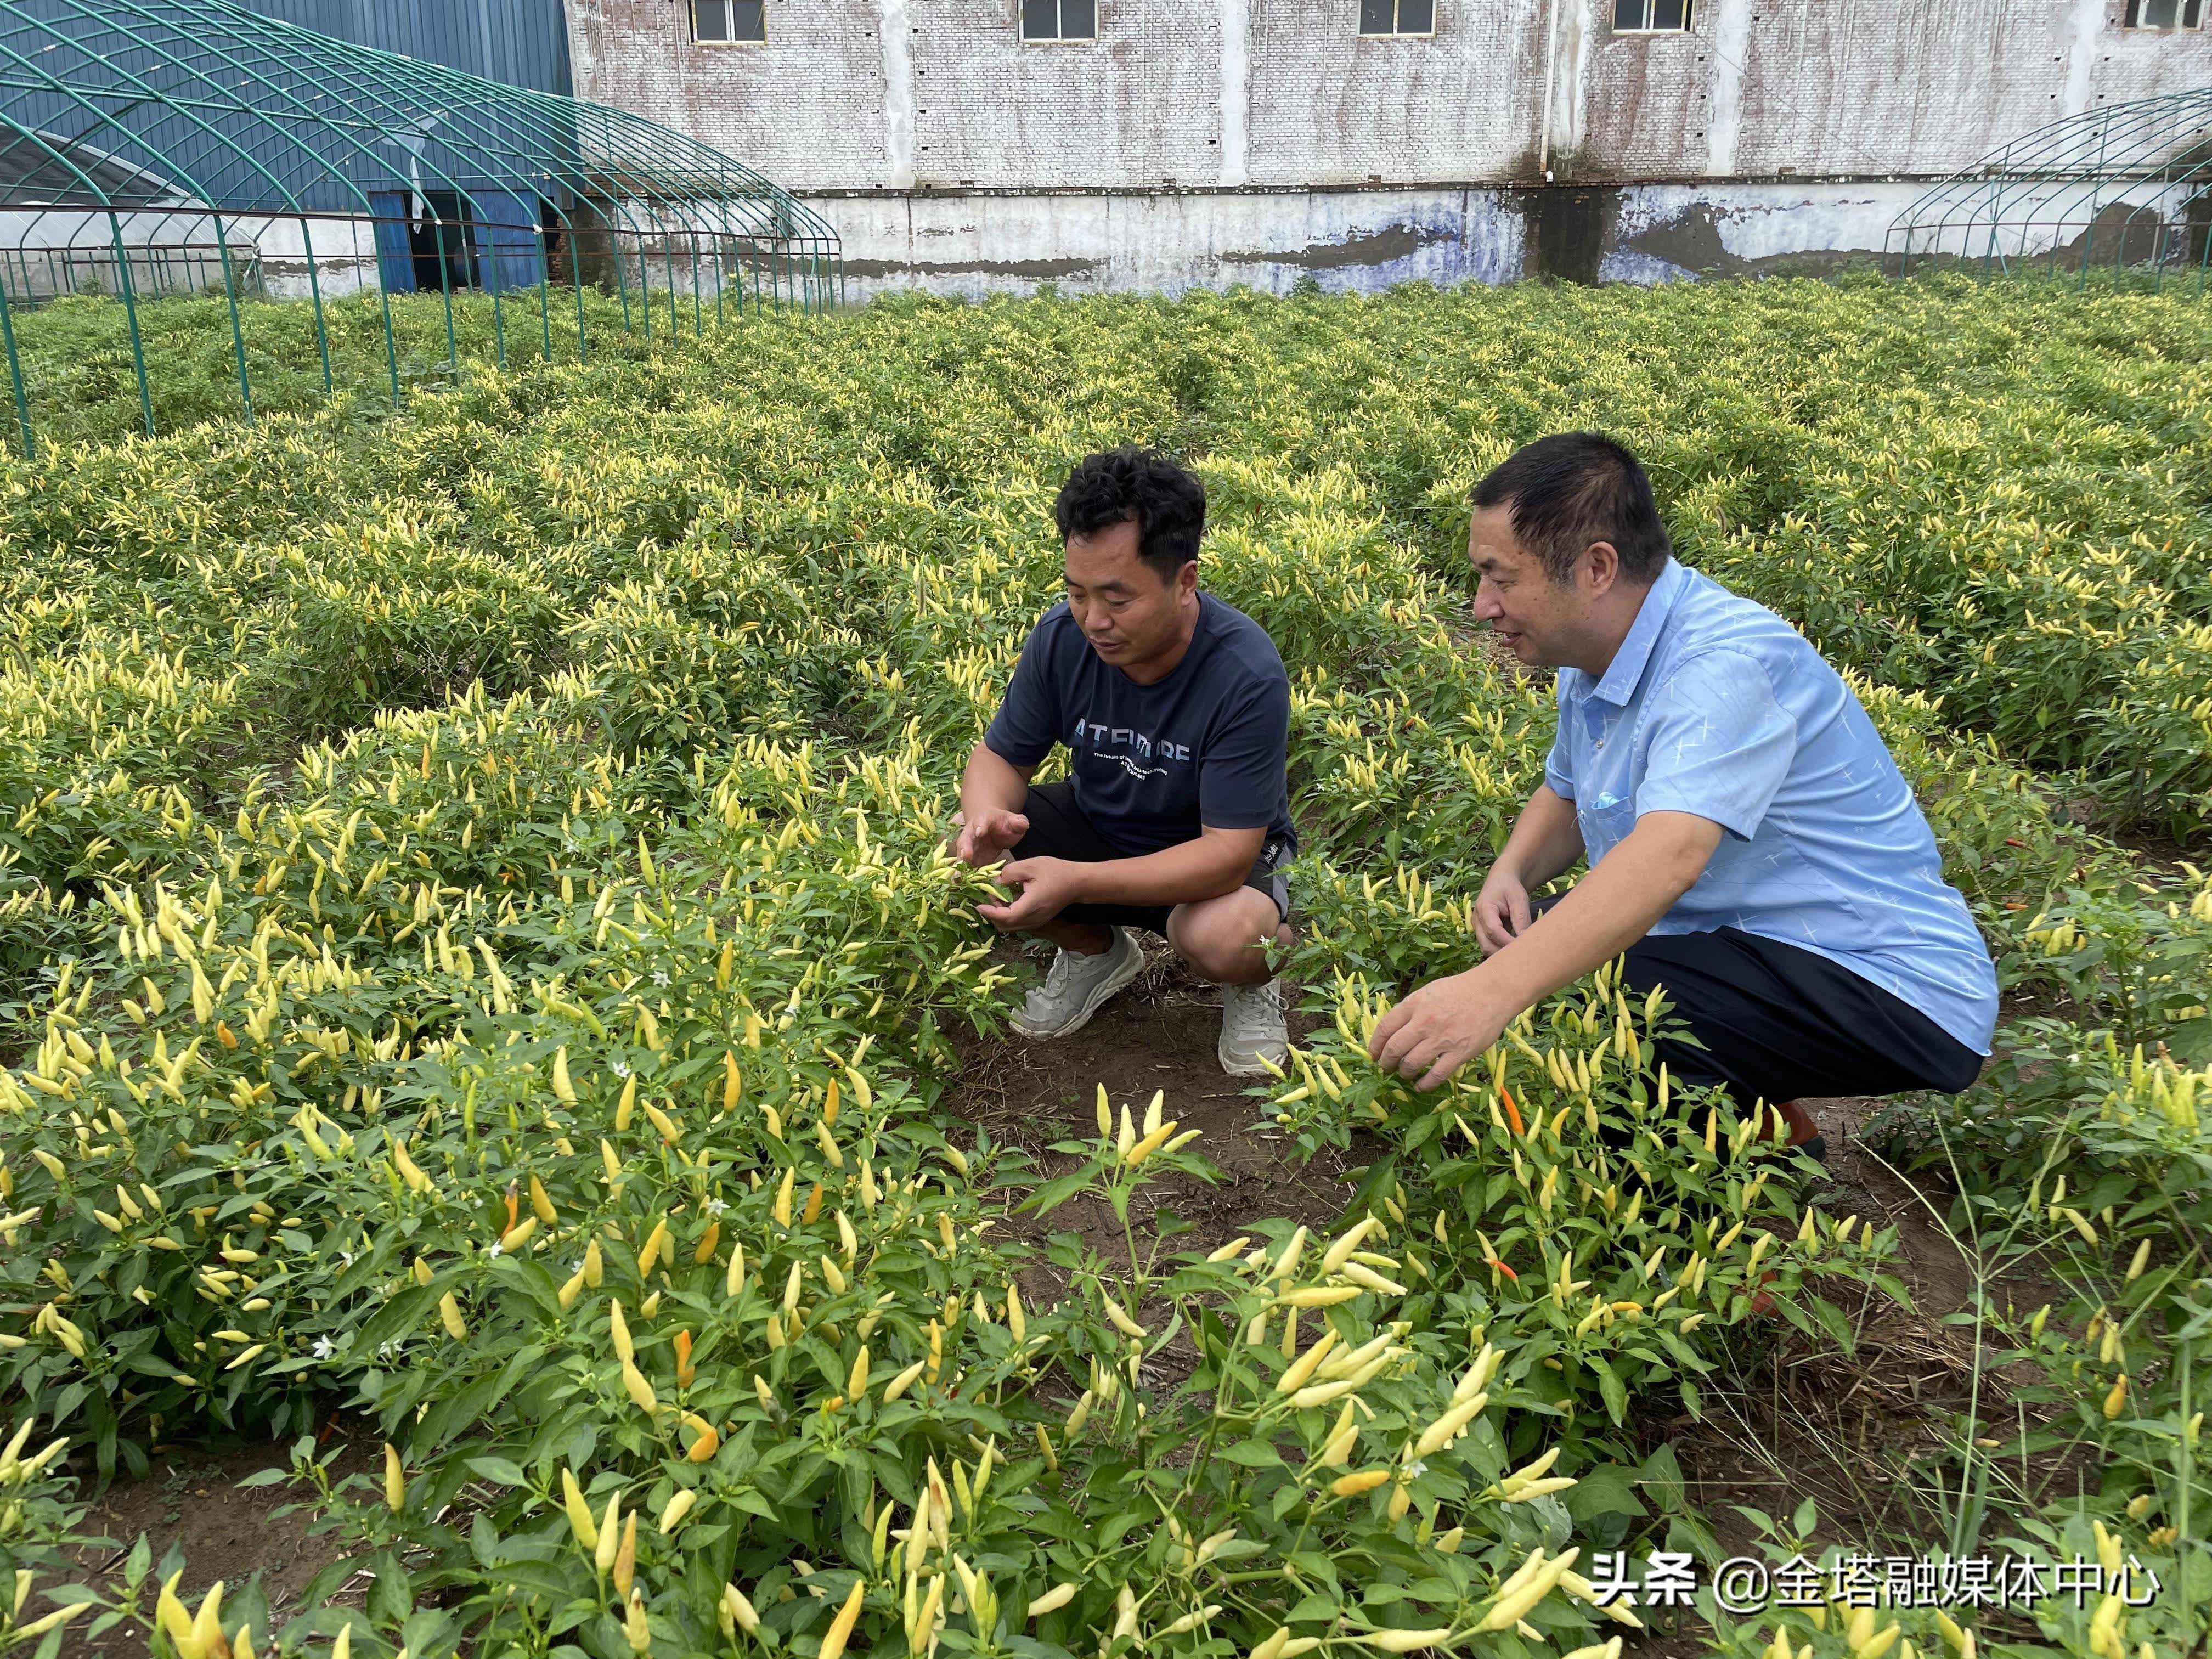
[408,190,479,293]
[695,0,766,43]
[1023,0,1097,39]
[2124,0,2204,25]
[1614,0,1691,29]
[1360,0,1435,33]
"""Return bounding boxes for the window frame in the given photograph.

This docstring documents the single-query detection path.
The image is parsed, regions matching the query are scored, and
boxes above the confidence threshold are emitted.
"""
[1020,0,1099,44]
[1611,0,1695,33]
[1357,0,1437,37]
[2121,0,2205,27]
[691,0,766,46]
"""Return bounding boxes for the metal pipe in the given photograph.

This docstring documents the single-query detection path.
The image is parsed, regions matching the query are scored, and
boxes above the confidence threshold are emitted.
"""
[1536,0,1564,181]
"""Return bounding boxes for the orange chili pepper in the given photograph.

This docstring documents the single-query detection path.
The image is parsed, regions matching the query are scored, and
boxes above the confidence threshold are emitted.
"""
[674,1329,696,1389]
[503,1182,520,1233]
[1498,1086,1525,1137]
[1487,1258,1519,1282]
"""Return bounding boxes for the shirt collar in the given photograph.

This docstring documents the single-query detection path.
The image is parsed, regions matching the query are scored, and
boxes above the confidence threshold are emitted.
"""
[1586,558,1686,708]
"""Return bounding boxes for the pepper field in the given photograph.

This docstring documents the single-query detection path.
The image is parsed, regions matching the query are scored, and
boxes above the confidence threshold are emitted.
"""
[0,278,2208,1659]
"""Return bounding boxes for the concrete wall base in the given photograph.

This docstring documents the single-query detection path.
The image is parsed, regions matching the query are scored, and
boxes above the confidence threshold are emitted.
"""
[806,179,2191,301]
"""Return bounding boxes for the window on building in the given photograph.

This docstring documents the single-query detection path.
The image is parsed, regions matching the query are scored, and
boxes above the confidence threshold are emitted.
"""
[1359,0,1435,34]
[1613,0,1691,30]
[1022,0,1097,40]
[2123,0,2204,25]
[693,0,765,43]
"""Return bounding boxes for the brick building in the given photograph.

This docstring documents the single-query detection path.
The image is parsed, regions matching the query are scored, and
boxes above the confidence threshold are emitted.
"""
[564,0,2212,294]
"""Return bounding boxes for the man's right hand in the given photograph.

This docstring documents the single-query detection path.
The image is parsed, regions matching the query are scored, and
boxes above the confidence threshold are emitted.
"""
[951,806,1030,867]
[1474,865,1533,956]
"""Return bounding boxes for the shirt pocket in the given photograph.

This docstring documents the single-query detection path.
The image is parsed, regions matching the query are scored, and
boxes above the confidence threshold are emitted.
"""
[1578,789,1639,863]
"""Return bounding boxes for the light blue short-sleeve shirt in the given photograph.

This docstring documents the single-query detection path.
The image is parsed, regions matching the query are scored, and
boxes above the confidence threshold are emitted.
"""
[1543,559,1998,1054]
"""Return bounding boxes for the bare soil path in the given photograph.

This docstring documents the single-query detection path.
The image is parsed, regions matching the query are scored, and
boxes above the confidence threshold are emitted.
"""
[61,1441,371,1659]
[950,939,1372,1262]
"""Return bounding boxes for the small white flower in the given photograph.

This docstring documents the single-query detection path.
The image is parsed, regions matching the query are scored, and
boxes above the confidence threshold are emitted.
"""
[1403,1459,1428,1481]
[612,1060,631,1079]
[705,1199,728,1217]
[652,970,670,988]
[312,1335,336,1359]
[487,1242,504,1259]
[338,1249,356,1267]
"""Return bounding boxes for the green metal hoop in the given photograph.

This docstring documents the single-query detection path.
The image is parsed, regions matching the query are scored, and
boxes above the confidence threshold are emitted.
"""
[0,0,843,455]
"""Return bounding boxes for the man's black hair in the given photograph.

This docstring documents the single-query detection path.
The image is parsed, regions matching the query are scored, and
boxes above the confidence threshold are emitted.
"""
[1055,447,1206,583]
[1471,431,1672,585]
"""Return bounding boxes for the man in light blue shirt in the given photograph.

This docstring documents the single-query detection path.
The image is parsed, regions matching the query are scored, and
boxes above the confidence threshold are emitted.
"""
[1369,432,1995,1158]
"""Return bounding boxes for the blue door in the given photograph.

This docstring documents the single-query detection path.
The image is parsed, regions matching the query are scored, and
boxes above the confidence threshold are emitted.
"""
[370,191,414,292]
[468,190,543,292]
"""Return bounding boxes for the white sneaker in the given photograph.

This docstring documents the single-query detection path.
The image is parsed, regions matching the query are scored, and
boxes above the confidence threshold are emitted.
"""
[1010,928,1146,1039]
[1219,978,1289,1076]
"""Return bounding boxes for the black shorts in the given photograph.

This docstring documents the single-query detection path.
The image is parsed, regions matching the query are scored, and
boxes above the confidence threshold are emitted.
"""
[1008,780,1292,939]
[1533,896,1984,1106]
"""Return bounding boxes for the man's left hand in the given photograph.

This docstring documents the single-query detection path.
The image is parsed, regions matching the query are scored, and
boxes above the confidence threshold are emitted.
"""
[976,856,1088,932]
[1367,970,1513,1091]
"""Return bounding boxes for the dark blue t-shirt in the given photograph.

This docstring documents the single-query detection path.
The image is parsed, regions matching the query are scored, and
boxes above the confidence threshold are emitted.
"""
[984,595,1298,858]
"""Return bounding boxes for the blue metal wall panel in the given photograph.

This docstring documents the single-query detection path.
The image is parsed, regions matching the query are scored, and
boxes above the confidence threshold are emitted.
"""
[230,1,572,95]
[470,190,545,292]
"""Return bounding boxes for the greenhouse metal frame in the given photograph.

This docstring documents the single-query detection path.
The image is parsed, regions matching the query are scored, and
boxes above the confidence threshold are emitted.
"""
[1888,87,2212,290]
[0,0,843,455]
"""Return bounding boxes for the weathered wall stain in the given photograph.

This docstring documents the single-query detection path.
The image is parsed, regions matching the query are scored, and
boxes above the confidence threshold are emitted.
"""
[2046,199,2190,271]
[1218,222,1458,268]
[1601,188,1897,283]
[1619,211,1876,280]
[1616,200,1885,278]
[839,255,1102,278]
[1620,200,1739,275]
[1523,187,1617,284]
[816,188,1520,298]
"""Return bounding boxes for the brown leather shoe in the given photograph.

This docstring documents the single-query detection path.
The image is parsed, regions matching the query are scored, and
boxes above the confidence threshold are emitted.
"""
[1748,1267,1782,1317]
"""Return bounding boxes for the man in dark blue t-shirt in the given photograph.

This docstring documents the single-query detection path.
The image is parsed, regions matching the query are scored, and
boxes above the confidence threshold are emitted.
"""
[953,447,1296,1075]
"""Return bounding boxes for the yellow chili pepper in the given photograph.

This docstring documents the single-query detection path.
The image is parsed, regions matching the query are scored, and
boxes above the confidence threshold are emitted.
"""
[818,1579,866,1659]
[562,1468,599,1550]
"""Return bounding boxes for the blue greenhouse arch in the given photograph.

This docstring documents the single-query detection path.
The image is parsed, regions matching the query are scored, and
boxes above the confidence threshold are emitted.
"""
[0,0,843,454]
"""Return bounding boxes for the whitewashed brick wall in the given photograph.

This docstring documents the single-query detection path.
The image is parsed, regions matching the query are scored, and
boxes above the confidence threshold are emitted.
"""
[564,0,2212,294]
[569,0,2212,189]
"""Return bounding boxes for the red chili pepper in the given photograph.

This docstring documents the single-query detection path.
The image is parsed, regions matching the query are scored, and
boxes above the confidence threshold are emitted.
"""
[1487,1258,1519,1282]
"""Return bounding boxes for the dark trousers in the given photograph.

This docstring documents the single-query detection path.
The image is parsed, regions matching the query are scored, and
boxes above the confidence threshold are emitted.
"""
[1531,889,1982,1110]
[1596,920,1984,1107]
